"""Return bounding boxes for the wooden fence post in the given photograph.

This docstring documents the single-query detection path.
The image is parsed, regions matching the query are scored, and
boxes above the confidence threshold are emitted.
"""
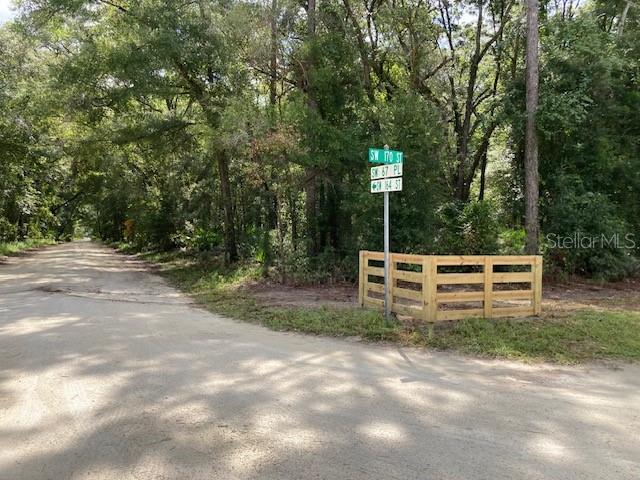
[483,256,493,318]
[423,256,438,322]
[389,253,395,315]
[358,251,366,307]
[533,255,543,315]
[422,257,429,321]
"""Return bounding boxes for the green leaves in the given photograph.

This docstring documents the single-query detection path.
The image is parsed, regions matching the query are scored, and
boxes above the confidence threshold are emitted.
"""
[1,0,638,280]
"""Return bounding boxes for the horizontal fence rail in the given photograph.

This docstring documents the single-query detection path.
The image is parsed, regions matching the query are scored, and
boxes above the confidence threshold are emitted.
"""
[358,251,543,322]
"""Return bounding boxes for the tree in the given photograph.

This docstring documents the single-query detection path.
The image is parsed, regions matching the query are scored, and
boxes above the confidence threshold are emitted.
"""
[524,0,540,254]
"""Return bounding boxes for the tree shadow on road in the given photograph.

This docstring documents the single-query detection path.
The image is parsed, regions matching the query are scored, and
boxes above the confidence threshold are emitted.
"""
[1,243,639,479]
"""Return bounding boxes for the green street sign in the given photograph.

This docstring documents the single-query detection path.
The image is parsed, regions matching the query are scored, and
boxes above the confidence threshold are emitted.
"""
[368,147,403,164]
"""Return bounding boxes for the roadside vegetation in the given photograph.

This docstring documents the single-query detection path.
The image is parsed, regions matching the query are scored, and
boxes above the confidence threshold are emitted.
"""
[134,247,640,364]
[2,1,639,283]
[0,238,56,257]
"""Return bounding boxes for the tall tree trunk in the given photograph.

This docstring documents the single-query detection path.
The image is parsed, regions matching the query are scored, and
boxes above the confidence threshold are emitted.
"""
[478,150,488,201]
[328,183,339,249]
[307,0,315,36]
[318,179,327,250]
[524,0,540,255]
[269,0,278,109]
[218,150,238,263]
[342,0,375,102]
[289,189,299,251]
[455,2,484,202]
[275,191,287,282]
[305,176,318,255]
[619,1,631,37]
[305,0,319,256]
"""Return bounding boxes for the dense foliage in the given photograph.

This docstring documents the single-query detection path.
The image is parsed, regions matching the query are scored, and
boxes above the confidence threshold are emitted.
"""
[1,0,638,280]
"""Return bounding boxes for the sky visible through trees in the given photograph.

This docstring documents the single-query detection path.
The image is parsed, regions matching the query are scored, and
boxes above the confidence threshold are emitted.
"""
[0,1,16,24]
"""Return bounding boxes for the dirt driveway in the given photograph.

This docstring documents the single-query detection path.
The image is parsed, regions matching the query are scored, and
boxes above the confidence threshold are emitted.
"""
[1,241,639,479]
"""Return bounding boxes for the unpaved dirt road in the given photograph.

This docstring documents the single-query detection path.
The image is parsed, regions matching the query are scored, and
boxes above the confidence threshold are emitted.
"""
[1,242,639,480]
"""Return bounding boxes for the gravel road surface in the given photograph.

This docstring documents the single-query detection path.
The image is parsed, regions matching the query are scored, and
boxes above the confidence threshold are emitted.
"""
[1,241,638,479]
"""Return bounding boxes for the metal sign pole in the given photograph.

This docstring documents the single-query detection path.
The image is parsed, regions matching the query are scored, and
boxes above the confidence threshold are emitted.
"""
[383,144,391,320]
[384,189,390,319]
[368,144,402,320]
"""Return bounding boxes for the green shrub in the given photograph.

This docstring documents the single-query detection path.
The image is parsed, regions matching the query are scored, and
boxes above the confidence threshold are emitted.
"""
[543,188,638,280]
[190,227,222,252]
[435,200,500,255]
[0,218,18,243]
[498,228,526,254]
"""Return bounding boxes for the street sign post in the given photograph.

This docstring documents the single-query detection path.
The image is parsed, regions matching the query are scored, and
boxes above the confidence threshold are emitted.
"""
[368,145,403,320]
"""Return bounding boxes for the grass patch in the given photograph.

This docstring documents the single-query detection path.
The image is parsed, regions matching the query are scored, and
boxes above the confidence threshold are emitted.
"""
[0,238,57,256]
[426,312,640,363]
[132,247,640,363]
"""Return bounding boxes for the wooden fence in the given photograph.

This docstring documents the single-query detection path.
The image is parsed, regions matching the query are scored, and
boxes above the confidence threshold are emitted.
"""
[358,251,542,322]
